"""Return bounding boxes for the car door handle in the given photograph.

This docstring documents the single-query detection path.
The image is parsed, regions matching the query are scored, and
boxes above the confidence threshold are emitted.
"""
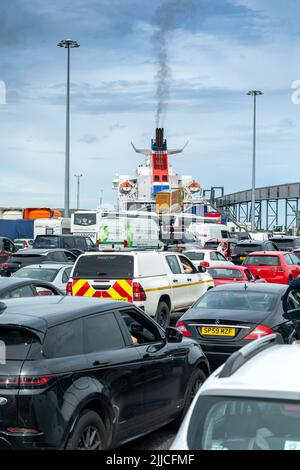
[92,360,111,367]
[173,279,178,283]
[187,278,192,282]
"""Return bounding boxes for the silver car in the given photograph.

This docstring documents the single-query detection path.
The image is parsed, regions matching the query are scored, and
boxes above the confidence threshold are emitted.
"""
[12,263,73,293]
[171,334,300,450]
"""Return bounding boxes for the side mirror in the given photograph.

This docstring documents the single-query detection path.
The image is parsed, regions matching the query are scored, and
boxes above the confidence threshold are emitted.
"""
[255,275,260,280]
[165,327,183,343]
[198,266,207,273]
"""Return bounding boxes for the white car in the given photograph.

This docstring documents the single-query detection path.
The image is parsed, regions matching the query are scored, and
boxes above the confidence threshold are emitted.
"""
[171,334,300,450]
[12,263,73,293]
[68,251,214,327]
[183,249,234,268]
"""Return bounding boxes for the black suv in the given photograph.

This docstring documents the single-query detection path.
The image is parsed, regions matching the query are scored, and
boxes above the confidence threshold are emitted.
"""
[33,235,97,256]
[0,296,209,450]
[231,239,279,265]
[0,249,77,276]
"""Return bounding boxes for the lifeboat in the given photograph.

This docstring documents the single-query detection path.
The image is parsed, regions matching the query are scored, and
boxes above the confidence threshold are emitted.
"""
[187,181,201,193]
[119,181,134,194]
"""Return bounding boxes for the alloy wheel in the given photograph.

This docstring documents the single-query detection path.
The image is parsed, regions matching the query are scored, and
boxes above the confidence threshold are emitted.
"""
[77,425,102,450]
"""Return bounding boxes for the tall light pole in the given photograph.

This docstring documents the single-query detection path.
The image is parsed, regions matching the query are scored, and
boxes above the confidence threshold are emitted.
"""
[58,39,80,218]
[247,90,263,232]
[100,189,104,211]
[75,174,83,210]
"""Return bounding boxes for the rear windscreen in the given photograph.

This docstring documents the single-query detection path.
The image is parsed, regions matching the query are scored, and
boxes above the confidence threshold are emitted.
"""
[33,236,60,249]
[73,255,134,279]
[270,239,295,250]
[234,244,261,254]
[204,242,219,248]
[184,252,205,261]
[244,256,280,266]
[0,328,40,361]
[11,255,42,261]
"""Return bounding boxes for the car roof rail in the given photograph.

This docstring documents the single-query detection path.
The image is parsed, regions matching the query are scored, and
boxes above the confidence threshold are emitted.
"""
[219,333,284,378]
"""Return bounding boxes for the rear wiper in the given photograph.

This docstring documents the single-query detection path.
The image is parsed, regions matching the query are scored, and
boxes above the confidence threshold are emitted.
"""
[96,272,108,276]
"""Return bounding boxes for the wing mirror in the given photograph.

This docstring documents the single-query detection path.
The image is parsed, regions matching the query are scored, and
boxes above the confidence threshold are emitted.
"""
[165,327,183,343]
[198,260,209,273]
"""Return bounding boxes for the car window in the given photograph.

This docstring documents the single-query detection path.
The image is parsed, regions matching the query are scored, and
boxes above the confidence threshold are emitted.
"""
[244,269,255,281]
[64,251,76,262]
[216,252,227,261]
[1,285,35,299]
[284,254,297,266]
[119,309,160,345]
[63,237,75,249]
[234,244,261,254]
[75,237,86,250]
[194,290,277,311]
[188,396,300,450]
[74,255,133,279]
[179,255,196,274]
[48,251,67,263]
[33,236,60,249]
[209,252,218,261]
[3,239,14,253]
[244,256,280,266]
[43,319,83,358]
[287,253,300,265]
[207,268,244,279]
[84,312,125,353]
[183,251,205,261]
[13,267,59,282]
[85,238,95,249]
[166,255,182,274]
[32,285,58,296]
[62,266,72,283]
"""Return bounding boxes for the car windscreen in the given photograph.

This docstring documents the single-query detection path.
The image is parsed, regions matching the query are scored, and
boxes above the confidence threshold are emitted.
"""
[270,239,295,250]
[0,327,40,361]
[244,256,280,266]
[187,396,300,450]
[12,267,59,282]
[207,268,244,279]
[193,290,277,311]
[33,236,60,249]
[73,255,134,279]
[184,252,205,261]
[234,244,262,254]
[204,242,219,248]
[74,213,96,226]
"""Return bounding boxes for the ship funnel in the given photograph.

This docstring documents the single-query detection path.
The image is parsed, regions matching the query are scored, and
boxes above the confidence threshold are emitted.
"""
[155,128,164,148]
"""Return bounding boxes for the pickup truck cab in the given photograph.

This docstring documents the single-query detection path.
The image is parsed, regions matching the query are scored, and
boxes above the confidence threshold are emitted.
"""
[68,251,214,327]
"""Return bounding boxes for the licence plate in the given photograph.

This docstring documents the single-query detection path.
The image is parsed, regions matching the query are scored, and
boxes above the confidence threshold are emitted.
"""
[240,256,246,261]
[200,326,236,337]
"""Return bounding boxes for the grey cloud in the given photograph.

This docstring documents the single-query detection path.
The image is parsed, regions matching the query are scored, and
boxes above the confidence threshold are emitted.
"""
[79,134,98,144]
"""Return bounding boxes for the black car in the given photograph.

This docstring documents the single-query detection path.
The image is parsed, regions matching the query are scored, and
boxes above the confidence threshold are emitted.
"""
[269,236,300,252]
[33,235,98,256]
[0,237,17,265]
[0,249,77,276]
[0,277,63,298]
[176,283,296,369]
[231,239,279,265]
[0,296,210,450]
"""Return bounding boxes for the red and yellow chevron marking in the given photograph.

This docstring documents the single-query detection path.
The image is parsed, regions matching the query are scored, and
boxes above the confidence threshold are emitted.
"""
[72,279,133,303]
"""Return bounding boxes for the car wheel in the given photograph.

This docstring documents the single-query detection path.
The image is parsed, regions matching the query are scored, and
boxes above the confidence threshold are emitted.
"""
[155,301,170,328]
[66,410,107,450]
[173,368,207,429]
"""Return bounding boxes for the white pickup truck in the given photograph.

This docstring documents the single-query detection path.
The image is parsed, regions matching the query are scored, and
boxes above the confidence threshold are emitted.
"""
[68,251,214,327]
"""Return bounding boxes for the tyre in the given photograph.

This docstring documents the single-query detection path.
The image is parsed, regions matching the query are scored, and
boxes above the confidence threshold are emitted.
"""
[66,410,107,450]
[173,368,207,429]
[155,301,170,328]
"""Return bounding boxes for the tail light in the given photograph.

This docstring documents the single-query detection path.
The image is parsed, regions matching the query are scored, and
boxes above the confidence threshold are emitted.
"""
[244,324,274,340]
[0,375,54,389]
[1,263,8,269]
[23,240,29,248]
[96,239,100,247]
[176,321,192,337]
[132,282,146,301]
[66,281,73,296]
[7,427,40,435]
[200,261,210,268]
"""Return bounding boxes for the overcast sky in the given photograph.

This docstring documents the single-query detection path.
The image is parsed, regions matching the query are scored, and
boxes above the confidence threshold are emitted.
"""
[1,0,300,210]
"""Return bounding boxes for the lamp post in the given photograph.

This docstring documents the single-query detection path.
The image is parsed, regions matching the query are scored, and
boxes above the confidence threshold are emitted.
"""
[58,39,80,218]
[247,90,263,233]
[74,174,83,210]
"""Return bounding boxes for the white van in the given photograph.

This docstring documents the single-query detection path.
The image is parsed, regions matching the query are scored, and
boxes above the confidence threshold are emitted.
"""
[34,218,71,238]
[187,223,230,246]
[68,251,214,326]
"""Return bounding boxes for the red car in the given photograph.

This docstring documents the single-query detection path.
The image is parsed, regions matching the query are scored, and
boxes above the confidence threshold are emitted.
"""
[242,251,300,284]
[206,265,265,286]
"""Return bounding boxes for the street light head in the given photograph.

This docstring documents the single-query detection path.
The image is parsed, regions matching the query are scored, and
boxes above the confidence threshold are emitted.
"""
[247,90,263,96]
[58,39,80,48]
